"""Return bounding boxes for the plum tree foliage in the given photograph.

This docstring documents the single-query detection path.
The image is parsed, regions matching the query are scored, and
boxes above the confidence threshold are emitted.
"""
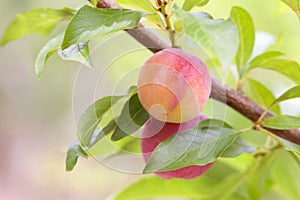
[1,0,300,199]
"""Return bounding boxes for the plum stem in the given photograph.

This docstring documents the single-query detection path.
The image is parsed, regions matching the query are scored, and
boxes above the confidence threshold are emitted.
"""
[158,0,176,47]
[95,0,300,146]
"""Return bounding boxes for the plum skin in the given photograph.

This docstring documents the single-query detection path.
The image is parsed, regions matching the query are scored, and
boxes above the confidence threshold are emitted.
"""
[141,115,213,179]
[137,48,211,123]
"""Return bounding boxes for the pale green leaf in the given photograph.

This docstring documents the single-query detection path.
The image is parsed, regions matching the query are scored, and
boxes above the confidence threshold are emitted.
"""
[115,135,141,153]
[272,150,300,200]
[281,0,300,11]
[281,139,300,153]
[115,176,213,199]
[210,172,250,200]
[65,140,88,171]
[182,0,209,11]
[173,20,184,33]
[249,51,300,85]
[174,6,238,67]
[90,0,99,7]
[143,119,239,173]
[116,159,242,199]
[243,79,281,114]
[247,152,277,199]
[62,5,145,49]
[1,7,74,46]
[35,33,93,78]
[35,33,64,78]
[269,85,300,108]
[230,6,255,77]
[115,0,156,12]
[115,0,163,27]
[146,13,165,28]
[196,118,233,129]
[250,51,285,60]
[262,115,300,130]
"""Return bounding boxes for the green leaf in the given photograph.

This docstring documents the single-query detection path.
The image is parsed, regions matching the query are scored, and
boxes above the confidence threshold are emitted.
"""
[116,159,244,199]
[35,33,93,78]
[261,115,300,130]
[221,137,255,158]
[0,7,74,46]
[58,42,93,69]
[230,6,255,77]
[173,20,184,33]
[247,152,277,199]
[65,140,89,171]
[197,118,233,129]
[283,0,300,9]
[272,149,300,200]
[115,176,213,200]
[249,51,300,85]
[243,79,281,114]
[115,0,156,12]
[210,172,250,200]
[212,150,300,200]
[62,5,146,49]
[146,13,165,28]
[174,5,238,67]
[114,0,163,27]
[210,151,278,200]
[143,119,239,173]
[251,51,285,60]
[115,135,141,153]
[281,139,300,153]
[182,0,210,11]
[90,0,99,7]
[111,93,149,141]
[281,0,300,12]
[77,86,136,147]
[269,85,300,108]
[35,33,64,78]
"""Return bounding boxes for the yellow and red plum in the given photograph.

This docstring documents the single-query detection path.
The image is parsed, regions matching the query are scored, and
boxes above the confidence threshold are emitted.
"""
[137,48,211,123]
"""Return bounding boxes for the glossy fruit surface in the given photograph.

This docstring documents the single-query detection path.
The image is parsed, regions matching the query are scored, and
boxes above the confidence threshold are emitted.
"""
[137,48,211,123]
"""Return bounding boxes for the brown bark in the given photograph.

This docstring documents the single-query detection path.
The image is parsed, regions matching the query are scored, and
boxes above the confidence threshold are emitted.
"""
[94,0,300,145]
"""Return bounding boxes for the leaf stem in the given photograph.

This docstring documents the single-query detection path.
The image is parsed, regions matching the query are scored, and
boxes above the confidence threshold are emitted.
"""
[288,0,300,21]
[236,74,248,91]
[239,127,253,133]
[256,108,270,124]
[258,127,280,144]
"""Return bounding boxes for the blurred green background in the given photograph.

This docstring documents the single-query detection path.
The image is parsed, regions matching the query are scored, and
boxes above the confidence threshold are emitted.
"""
[0,0,299,199]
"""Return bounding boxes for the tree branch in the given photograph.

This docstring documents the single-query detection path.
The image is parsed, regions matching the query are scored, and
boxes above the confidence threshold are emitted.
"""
[95,0,300,145]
